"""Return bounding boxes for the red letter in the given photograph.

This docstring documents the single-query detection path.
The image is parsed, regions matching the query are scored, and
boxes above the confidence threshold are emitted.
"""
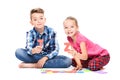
[64,42,70,51]
[37,39,43,46]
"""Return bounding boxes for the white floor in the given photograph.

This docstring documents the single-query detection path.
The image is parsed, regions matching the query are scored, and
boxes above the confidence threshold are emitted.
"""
[0,63,117,80]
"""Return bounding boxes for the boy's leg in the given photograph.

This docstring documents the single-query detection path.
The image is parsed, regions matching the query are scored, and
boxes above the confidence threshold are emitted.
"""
[15,48,47,68]
[15,48,37,63]
[18,62,37,68]
[43,55,72,68]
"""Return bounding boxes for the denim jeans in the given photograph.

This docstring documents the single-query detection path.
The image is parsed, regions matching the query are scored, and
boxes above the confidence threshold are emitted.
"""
[15,48,72,68]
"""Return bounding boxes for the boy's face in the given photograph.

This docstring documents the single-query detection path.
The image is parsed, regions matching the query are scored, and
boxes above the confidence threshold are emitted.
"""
[63,19,78,38]
[30,13,46,29]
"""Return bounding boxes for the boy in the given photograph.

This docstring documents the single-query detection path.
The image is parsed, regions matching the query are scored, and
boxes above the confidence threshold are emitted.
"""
[15,8,72,68]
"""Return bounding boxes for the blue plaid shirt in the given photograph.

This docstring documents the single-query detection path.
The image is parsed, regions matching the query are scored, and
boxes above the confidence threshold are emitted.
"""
[26,26,59,59]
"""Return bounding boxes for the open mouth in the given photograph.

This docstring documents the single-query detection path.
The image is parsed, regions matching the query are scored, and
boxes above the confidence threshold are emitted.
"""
[68,32,73,35]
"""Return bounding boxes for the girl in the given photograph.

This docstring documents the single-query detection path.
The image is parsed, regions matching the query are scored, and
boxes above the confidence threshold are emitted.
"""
[63,16,110,71]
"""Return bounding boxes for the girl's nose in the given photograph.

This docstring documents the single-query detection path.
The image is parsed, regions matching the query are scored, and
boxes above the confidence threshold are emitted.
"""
[68,28,71,31]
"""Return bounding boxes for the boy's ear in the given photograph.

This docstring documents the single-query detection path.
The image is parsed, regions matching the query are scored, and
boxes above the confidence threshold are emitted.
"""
[30,21,33,25]
[44,17,46,22]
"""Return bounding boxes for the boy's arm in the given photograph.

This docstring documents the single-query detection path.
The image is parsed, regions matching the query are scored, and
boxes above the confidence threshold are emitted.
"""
[46,40,59,59]
[45,32,59,59]
[26,31,34,55]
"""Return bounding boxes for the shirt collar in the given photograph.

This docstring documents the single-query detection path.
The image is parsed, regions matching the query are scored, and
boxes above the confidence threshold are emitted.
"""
[33,26,48,35]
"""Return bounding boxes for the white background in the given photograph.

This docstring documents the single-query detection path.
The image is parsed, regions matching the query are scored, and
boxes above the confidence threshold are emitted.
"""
[0,0,120,80]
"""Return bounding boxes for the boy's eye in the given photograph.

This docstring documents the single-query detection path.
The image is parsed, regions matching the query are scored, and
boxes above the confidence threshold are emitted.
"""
[64,27,68,29]
[33,19,37,21]
[40,18,43,20]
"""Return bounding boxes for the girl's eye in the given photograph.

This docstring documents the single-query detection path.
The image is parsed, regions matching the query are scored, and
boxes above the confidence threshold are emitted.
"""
[71,26,74,28]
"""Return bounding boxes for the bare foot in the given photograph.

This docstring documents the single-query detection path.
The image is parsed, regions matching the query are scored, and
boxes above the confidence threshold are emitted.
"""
[100,67,104,70]
[19,62,37,68]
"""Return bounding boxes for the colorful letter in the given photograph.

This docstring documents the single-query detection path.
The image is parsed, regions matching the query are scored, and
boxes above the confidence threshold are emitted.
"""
[37,39,43,46]
[64,42,70,51]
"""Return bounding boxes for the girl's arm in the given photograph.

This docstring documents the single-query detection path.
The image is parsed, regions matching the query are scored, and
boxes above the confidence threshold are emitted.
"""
[75,42,88,60]
[73,56,82,70]
[68,42,88,70]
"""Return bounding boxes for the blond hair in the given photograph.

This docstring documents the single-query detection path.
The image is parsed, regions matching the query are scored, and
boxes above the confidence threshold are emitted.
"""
[64,16,78,27]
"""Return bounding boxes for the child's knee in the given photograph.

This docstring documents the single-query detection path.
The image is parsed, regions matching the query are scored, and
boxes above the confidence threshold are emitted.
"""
[15,48,24,57]
[62,57,72,68]
[88,61,102,71]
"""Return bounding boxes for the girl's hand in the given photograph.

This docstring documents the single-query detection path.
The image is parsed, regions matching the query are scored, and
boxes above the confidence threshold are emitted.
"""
[73,65,82,70]
[73,54,83,70]
[32,46,42,54]
[67,49,77,57]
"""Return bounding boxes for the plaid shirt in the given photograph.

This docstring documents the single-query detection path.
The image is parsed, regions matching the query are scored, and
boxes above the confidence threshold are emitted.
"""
[26,26,59,59]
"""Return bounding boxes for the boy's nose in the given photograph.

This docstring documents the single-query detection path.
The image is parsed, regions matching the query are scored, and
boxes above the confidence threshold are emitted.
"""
[38,20,41,22]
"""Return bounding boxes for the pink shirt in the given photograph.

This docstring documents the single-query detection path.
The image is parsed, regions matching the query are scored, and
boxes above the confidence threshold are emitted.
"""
[67,32,108,57]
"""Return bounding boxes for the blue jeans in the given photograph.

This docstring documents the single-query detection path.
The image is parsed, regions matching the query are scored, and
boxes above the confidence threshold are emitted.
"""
[15,48,72,68]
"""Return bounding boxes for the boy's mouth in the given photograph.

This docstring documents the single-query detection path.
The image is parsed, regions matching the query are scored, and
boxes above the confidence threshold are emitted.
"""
[37,24,42,26]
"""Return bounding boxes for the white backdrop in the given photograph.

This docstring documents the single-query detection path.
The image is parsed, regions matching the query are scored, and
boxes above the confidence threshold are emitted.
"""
[0,0,120,80]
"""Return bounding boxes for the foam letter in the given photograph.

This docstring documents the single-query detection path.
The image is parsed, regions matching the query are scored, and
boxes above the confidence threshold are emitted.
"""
[64,42,70,51]
[37,39,43,46]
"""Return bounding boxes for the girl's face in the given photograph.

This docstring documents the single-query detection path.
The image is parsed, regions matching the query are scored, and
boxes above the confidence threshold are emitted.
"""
[63,19,78,38]
[30,13,46,29]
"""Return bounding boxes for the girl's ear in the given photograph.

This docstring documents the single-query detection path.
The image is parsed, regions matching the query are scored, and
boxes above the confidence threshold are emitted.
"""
[77,26,79,30]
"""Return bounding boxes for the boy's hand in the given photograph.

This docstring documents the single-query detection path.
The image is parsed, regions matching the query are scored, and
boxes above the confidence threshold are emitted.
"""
[32,46,42,54]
